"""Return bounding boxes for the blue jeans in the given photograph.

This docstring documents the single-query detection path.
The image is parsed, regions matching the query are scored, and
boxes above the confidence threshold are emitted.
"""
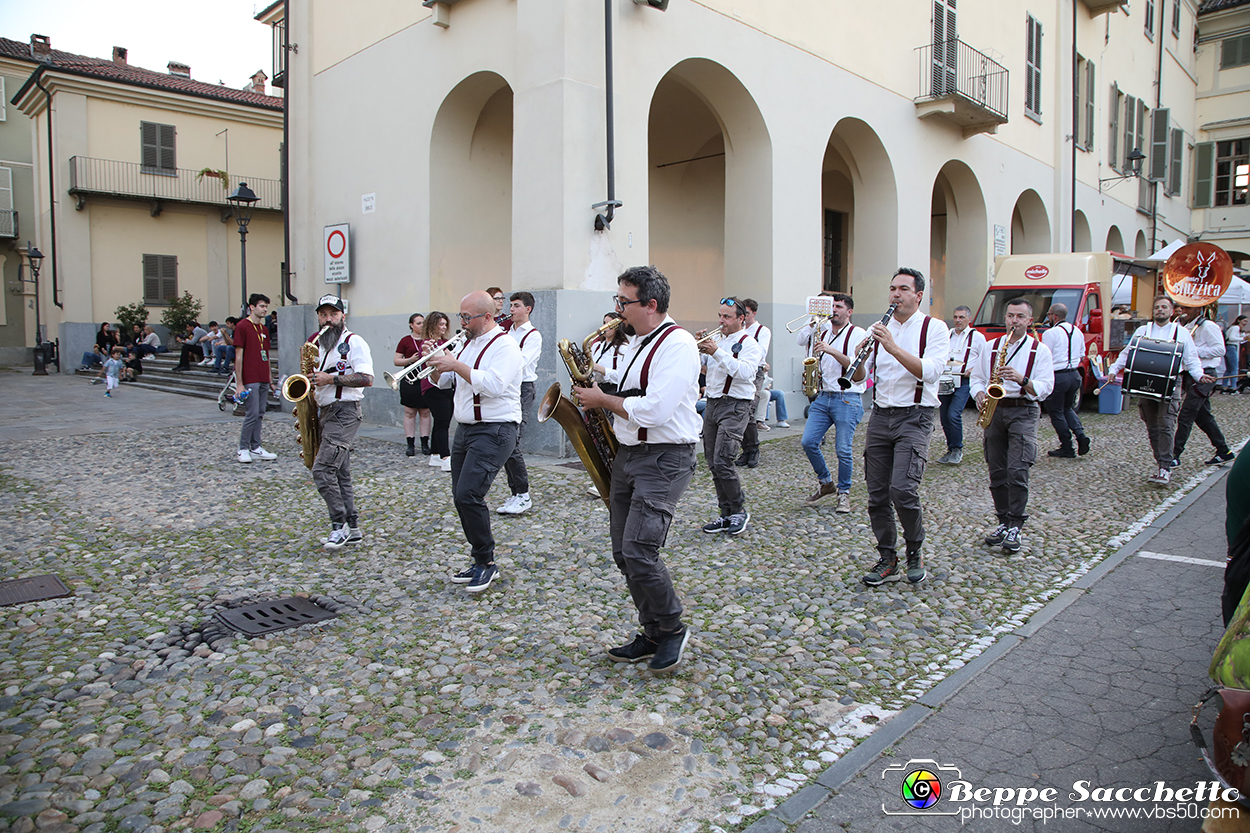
[213,344,235,372]
[1226,344,1239,385]
[766,389,788,422]
[938,380,972,450]
[801,391,863,491]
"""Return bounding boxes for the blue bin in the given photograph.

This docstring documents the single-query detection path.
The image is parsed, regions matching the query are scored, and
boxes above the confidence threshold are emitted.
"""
[1098,382,1123,414]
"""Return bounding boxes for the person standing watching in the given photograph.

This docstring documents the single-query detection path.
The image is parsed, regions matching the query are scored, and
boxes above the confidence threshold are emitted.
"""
[698,297,762,535]
[1226,315,1246,391]
[421,312,456,472]
[937,305,984,465]
[1040,303,1091,459]
[394,312,431,457]
[972,299,1054,554]
[235,294,277,463]
[311,295,374,550]
[577,266,701,673]
[857,268,950,587]
[427,291,523,593]
[1172,306,1234,468]
[798,292,868,513]
[736,298,772,469]
[498,292,543,516]
[1103,295,1213,485]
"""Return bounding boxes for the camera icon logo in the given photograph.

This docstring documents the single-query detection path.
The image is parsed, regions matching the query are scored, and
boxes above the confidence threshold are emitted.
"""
[881,759,962,816]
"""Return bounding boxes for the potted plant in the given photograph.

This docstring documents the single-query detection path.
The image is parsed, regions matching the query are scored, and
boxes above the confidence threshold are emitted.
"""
[195,168,230,190]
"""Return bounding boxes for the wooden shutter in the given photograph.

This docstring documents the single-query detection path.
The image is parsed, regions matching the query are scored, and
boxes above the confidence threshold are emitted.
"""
[1144,0,1155,38]
[1172,0,1180,37]
[1222,35,1250,70]
[143,254,160,302]
[141,123,159,170]
[1150,108,1170,181]
[1194,141,1214,208]
[160,255,178,302]
[0,77,5,122]
[1085,61,1096,150]
[1123,95,1136,172]
[1109,83,1120,171]
[1025,15,1043,119]
[158,124,176,171]
[0,167,11,238]
[1136,99,1147,168]
[932,0,956,96]
[1168,128,1183,196]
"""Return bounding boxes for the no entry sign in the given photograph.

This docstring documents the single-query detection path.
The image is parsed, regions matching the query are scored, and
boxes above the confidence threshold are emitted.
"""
[324,224,351,284]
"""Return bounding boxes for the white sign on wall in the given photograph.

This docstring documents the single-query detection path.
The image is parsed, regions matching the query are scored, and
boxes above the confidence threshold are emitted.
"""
[324,224,351,284]
[993,224,1008,260]
[362,193,376,214]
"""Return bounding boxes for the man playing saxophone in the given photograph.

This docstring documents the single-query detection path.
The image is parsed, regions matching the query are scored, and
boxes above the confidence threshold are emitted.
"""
[311,295,375,551]
[971,298,1053,555]
[796,292,867,513]
[697,297,762,536]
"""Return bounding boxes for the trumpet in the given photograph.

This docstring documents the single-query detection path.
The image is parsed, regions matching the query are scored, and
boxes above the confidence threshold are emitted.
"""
[838,304,898,389]
[694,326,724,344]
[785,313,816,333]
[383,330,467,390]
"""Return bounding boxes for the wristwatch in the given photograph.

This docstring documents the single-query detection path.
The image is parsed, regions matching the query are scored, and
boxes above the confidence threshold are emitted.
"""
[1020,376,1030,389]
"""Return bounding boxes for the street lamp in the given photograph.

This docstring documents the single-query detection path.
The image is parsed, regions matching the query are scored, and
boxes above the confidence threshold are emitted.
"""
[24,242,47,376]
[1098,148,1146,192]
[227,182,259,317]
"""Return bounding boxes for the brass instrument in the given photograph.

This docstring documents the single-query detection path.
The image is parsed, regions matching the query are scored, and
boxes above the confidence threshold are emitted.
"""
[976,334,1011,428]
[537,318,624,505]
[838,304,898,390]
[694,326,724,344]
[281,325,329,469]
[802,355,821,398]
[785,313,816,333]
[382,331,467,390]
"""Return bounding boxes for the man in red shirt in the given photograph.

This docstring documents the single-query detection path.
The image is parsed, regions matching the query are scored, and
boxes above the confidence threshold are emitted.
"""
[235,293,277,463]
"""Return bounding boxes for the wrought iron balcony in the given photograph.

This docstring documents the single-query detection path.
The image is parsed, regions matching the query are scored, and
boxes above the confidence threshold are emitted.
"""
[915,38,1009,137]
[68,157,280,214]
[0,210,15,239]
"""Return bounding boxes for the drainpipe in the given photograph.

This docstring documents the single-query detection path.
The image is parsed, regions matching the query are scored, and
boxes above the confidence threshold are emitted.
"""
[1149,0,1164,254]
[280,6,297,305]
[593,0,622,230]
[33,69,62,311]
[1071,0,1078,252]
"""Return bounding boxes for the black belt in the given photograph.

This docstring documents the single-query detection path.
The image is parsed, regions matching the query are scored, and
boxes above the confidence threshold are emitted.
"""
[872,405,936,414]
[1056,367,1080,373]
[996,397,1038,408]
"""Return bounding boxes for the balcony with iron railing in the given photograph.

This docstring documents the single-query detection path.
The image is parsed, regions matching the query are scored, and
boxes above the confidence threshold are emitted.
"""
[915,39,1009,137]
[68,157,281,214]
[0,210,15,239]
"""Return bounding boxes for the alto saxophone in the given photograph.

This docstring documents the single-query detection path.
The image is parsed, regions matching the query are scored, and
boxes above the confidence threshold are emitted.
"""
[976,335,1010,429]
[281,325,329,469]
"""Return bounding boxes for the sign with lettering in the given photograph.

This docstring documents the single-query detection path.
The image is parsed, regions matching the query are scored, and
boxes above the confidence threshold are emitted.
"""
[1162,243,1232,307]
[324,224,350,284]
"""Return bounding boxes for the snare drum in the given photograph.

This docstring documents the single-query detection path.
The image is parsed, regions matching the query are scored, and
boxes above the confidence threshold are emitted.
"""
[938,374,957,396]
[1123,337,1183,400]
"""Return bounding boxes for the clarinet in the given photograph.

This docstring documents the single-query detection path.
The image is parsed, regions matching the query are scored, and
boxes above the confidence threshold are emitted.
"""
[837,304,899,390]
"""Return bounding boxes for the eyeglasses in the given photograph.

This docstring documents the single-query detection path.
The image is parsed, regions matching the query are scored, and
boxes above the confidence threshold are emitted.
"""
[458,312,489,323]
[720,297,745,315]
[614,295,643,309]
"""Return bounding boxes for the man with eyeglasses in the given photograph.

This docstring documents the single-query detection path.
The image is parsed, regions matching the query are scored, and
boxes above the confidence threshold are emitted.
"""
[427,290,523,593]
[736,299,772,468]
[697,297,762,535]
[497,291,543,516]
[577,266,701,673]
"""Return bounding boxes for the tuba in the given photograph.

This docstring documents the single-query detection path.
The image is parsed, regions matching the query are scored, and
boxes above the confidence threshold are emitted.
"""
[976,334,1011,429]
[537,318,623,505]
[281,326,329,469]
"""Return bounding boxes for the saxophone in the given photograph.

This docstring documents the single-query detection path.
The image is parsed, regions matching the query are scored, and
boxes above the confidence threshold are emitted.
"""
[976,335,1010,429]
[281,326,328,469]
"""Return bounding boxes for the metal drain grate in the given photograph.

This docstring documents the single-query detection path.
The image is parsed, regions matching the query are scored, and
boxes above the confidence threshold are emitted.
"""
[214,597,336,636]
[0,575,72,607]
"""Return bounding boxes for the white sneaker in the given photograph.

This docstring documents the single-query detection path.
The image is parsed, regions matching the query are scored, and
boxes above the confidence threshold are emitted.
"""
[323,525,350,551]
[776,421,790,428]
[428,454,442,467]
[250,446,277,461]
[198,358,213,366]
[498,493,532,515]
[440,456,451,472]
[237,449,253,464]
[320,525,362,546]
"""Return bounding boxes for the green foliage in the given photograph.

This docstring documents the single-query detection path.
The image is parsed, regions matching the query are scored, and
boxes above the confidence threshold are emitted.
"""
[195,168,230,191]
[114,302,148,332]
[160,291,204,334]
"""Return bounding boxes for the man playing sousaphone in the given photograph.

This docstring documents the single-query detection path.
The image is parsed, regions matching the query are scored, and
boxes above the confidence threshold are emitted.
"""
[1102,295,1213,486]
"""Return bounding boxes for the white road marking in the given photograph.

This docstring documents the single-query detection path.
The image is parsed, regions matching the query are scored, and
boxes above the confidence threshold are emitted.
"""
[1136,550,1226,568]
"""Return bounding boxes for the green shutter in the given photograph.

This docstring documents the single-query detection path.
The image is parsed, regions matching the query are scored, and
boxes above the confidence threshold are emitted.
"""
[1085,62,1096,149]
[160,256,178,303]
[141,123,159,170]
[1194,141,1215,208]
[1169,128,1183,196]
[143,254,160,302]
[1150,108,1170,181]
[1109,83,1120,171]
[159,124,176,171]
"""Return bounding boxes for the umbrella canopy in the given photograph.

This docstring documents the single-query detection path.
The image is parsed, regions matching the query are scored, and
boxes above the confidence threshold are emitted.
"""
[1220,276,1250,305]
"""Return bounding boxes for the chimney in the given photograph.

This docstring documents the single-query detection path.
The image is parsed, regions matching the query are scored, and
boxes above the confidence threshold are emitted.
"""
[167,61,190,78]
[112,46,128,65]
[249,70,268,94]
[30,34,51,61]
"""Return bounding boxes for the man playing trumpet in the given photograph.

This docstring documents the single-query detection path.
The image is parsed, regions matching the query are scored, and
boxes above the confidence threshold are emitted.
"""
[697,298,762,535]
[971,299,1053,555]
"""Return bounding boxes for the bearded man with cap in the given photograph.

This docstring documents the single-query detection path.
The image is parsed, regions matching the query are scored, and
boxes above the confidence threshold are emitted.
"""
[311,294,375,551]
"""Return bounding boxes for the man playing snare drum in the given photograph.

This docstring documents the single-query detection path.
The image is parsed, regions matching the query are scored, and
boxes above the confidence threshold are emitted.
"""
[1103,295,1214,486]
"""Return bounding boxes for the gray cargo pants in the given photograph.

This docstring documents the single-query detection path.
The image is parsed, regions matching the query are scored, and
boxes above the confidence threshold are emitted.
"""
[984,402,1039,528]
[702,396,751,517]
[312,400,363,525]
[863,406,937,558]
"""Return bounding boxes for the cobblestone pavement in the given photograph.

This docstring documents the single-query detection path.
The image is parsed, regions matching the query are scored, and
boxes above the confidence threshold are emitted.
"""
[0,368,1247,833]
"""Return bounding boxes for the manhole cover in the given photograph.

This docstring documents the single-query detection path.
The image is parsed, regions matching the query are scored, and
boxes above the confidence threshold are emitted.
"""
[0,575,72,607]
[214,597,336,636]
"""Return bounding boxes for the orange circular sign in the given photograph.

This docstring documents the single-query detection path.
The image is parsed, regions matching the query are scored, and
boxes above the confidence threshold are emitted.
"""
[1163,243,1233,307]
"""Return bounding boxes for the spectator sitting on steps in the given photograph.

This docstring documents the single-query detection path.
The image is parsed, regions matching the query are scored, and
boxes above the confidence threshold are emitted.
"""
[172,322,209,371]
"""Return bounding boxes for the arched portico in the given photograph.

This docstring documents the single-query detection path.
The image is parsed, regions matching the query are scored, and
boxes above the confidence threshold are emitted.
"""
[929,160,987,317]
[1010,190,1050,254]
[1106,226,1125,253]
[1073,210,1092,252]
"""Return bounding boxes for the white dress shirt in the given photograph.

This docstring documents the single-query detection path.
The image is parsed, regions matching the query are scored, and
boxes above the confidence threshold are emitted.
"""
[946,325,986,377]
[748,322,771,367]
[1191,319,1227,371]
[509,321,542,383]
[970,335,1055,402]
[1105,321,1205,383]
[592,340,625,382]
[703,329,763,400]
[865,312,951,408]
[1041,322,1084,371]
[1227,324,1243,346]
[613,317,701,446]
[798,320,868,394]
[436,323,523,424]
[313,329,375,407]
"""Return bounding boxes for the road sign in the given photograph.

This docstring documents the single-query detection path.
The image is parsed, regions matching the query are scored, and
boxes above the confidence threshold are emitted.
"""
[324,224,350,284]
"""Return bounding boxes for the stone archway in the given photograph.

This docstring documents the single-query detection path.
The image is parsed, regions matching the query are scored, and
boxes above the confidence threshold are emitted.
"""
[1073,210,1092,252]
[929,160,988,318]
[1106,225,1125,254]
[1010,189,1050,254]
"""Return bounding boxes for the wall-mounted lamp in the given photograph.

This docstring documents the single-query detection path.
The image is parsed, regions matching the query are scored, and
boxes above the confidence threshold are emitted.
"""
[1098,148,1146,192]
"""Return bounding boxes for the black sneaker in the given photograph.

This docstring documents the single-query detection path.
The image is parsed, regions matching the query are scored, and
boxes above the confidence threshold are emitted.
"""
[1047,447,1076,458]
[702,517,730,534]
[734,452,750,467]
[649,627,691,673]
[862,555,901,586]
[466,563,499,593]
[725,512,750,535]
[450,565,475,584]
[905,551,927,584]
[984,524,1009,546]
[1077,436,1091,456]
[746,451,760,469]
[607,633,658,663]
[1002,527,1022,553]
[1170,457,1181,469]
[1207,451,1236,466]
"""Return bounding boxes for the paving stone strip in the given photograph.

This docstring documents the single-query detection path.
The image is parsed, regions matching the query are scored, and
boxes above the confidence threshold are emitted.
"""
[0,397,1247,832]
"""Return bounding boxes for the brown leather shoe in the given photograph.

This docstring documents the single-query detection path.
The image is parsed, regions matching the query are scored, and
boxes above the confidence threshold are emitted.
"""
[806,481,838,503]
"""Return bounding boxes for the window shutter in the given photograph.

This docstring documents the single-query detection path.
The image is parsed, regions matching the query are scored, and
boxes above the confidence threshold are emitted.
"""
[1150,108,1170,181]
[1145,0,1155,38]
[1025,15,1042,118]
[160,255,178,302]
[0,77,6,122]
[1109,83,1120,171]
[158,124,176,171]
[932,1,947,95]
[1168,128,1183,196]
[1123,95,1136,172]
[1172,0,1180,37]
[141,123,159,170]
[1085,62,1096,150]
[143,254,160,303]
[1194,141,1214,208]
[1136,99,1147,168]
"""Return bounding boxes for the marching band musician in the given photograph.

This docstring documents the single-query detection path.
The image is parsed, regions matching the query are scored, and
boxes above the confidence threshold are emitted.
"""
[591,312,628,394]
[310,295,375,551]
[1172,306,1235,468]
[971,299,1054,555]
[577,266,701,673]
[1040,303,1091,459]
[496,292,543,517]
[736,299,772,469]
[697,297,763,536]
[855,268,950,587]
[1102,295,1213,486]
[937,305,985,465]
[427,290,523,593]
[797,292,868,513]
